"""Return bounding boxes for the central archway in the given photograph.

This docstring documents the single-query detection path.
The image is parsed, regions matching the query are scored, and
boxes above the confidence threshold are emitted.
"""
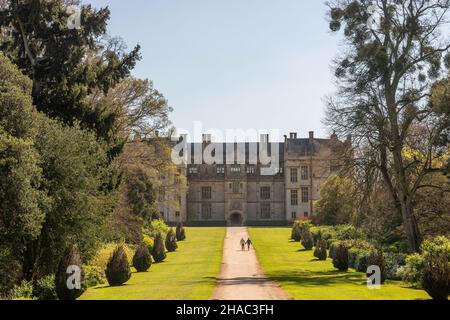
[230,212,243,226]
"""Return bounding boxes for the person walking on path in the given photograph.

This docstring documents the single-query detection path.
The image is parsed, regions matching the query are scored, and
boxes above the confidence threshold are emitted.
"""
[240,238,246,251]
[246,238,252,251]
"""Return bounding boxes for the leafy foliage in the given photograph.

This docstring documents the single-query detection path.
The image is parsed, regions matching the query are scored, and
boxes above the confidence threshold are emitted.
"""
[314,175,357,225]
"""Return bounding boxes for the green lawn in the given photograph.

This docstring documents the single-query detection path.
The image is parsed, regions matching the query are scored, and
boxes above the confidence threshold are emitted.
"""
[248,227,430,300]
[80,227,226,300]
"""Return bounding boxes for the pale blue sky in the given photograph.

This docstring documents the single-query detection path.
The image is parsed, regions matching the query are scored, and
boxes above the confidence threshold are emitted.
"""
[89,0,341,141]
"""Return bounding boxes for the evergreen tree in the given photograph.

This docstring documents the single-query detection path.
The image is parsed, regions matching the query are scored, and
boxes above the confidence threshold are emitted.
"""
[55,246,85,300]
[152,233,166,263]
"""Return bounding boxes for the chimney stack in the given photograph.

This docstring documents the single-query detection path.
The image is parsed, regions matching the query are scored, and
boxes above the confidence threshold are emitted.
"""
[290,132,297,139]
[202,134,212,144]
[309,131,315,143]
[260,134,269,144]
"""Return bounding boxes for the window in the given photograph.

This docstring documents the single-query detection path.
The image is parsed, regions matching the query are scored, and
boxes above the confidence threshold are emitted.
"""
[246,165,256,175]
[188,166,198,174]
[216,165,225,174]
[290,168,298,183]
[291,190,298,206]
[175,211,180,218]
[291,212,297,219]
[232,182,240,194]
[201,204,212,219]
[260,203,271,219]
[177,193,182,205]
[301,187,309,203]
[231,165,241,173]
[301,166,309,180]
[260,186,271,200]
[304,212,309,218]
[202,187,212,200]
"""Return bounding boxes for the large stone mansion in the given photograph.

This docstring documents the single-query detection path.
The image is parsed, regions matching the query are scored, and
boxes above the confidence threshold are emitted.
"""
[162,131,347,226]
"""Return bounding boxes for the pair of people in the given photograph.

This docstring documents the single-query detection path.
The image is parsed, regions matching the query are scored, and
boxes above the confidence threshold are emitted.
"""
[240,238,252,251]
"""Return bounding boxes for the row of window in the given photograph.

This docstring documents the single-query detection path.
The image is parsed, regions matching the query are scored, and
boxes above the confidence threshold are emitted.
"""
[188,165,284,175]
[201,186,273,199]
[187,165,338,178]
[290,188,309,205]
[290,166,309,183]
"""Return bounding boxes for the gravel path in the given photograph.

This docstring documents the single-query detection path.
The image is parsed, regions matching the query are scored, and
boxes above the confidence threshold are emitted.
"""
[211,227,291,300]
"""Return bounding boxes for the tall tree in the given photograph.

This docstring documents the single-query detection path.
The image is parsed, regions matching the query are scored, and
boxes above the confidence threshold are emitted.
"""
[0,53,116,283]
[0,0,141,158]
[326,0,450,252]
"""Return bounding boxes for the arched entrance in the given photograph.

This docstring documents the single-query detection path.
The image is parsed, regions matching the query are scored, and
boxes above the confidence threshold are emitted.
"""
[230,212,243,226]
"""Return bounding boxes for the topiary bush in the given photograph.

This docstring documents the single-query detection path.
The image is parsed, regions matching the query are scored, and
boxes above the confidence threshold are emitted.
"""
[105,245,131,286]
[165,228,178,252]
[152,233,167,262]
[354,251,370,272]
[333,244,349,271]
[176,223,186,241]
[291,224,302,242]
[314,240,327,260]
[34,275,57,300]
[133,244,152,272]
[301,229,314,250]
[366,249,387,284]
[55,246,85,300]
[329,241,340,259]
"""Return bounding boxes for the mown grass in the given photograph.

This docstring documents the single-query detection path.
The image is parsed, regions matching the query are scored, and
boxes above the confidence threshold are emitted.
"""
[248,227,430,300]
[80,227,226,300]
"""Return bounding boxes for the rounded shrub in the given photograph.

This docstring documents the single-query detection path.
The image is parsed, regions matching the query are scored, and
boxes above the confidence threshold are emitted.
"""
[384,252,406,280]
[314,240,328,260]
[55,246,85,300]
[176,223,186,241]
[152,233,167,263]
[301,230,314,250]
[105,245,131,286]
[165,228,178,252]
[133,244,152,272]
[329,241,340,259]
[291,224,302,242]
[333,244,349,271]
[354,251,370,272]
[366,249,387,284]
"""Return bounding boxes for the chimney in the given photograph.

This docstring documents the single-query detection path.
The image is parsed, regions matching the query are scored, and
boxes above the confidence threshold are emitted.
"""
[260,134,269,144]
[290,132,297,139]
[330,131,338,141]
[202,134,212,144]
[309,131,315,143]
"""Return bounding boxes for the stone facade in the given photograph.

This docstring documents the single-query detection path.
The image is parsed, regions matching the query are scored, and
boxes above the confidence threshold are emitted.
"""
[164,131,344,225]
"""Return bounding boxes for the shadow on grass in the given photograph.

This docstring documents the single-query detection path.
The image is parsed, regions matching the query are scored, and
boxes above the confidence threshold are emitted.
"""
[269,269,367,287]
